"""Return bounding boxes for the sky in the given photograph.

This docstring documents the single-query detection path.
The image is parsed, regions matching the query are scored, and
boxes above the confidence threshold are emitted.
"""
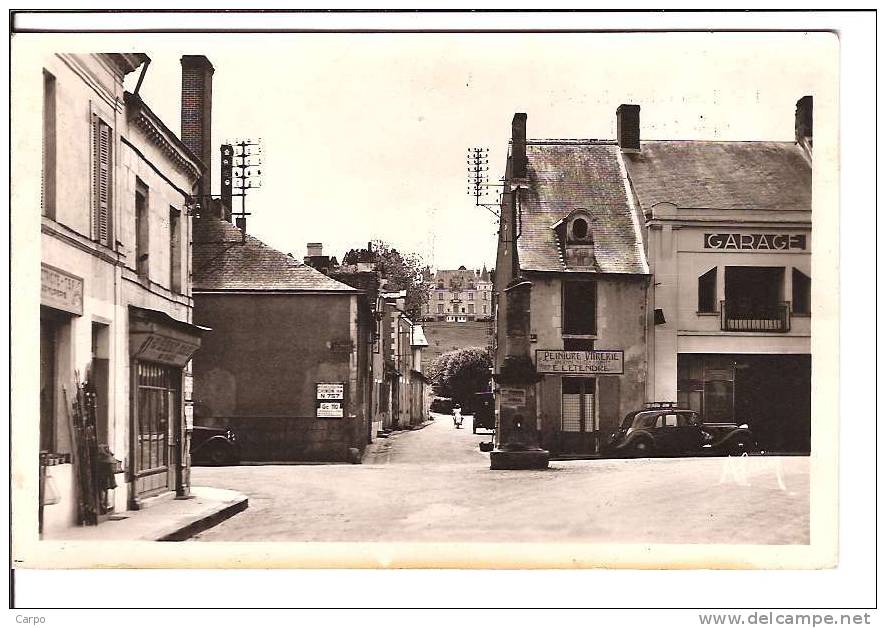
[123,32,832,271]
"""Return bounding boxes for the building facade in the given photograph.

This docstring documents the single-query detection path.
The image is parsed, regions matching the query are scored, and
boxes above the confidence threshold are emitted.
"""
[424,267,493,322]
[620,99,813,453]
[38,53,204,536]
[493,114,649,457]
[191,220,371,462]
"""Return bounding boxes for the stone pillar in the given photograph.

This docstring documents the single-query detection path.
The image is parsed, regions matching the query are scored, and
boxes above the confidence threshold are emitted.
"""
[490,278,549,470]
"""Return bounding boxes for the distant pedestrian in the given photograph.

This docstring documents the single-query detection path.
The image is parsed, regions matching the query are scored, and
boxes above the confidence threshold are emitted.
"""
[452,404,463,429]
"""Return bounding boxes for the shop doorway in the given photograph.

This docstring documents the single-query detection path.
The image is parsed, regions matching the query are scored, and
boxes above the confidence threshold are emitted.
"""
[131,361,180,501]
[559,377,597,454]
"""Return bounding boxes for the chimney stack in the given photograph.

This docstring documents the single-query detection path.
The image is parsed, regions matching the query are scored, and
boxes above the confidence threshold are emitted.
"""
[306,243,323,257]
[181,55,214,208]
[511,113,527,180]
[795,95,813,146]
[617,104,641,153]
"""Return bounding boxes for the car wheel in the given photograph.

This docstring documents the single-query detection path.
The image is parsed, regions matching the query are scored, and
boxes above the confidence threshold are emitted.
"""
[207,443,233,466]
[728,439,751,456]
[631,439,653,458]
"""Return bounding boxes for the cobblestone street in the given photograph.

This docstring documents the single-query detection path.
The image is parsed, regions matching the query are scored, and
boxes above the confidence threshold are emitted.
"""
[190,413,809,544]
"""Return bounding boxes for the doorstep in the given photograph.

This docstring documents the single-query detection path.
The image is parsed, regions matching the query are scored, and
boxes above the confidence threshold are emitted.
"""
[50,486,248,542]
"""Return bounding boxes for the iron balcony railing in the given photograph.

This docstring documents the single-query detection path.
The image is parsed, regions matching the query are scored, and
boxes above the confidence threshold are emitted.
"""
[720,300,791,332]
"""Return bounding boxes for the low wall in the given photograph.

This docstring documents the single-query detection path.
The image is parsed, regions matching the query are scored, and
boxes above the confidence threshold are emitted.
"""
[198,416,363,462]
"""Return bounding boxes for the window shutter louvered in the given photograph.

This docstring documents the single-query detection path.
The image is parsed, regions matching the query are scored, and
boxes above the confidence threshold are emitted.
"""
[92,116,111,246]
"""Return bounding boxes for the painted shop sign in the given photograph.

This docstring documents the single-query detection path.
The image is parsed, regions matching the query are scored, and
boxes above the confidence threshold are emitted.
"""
[133,335,200,367]
[41,263,83,315]
[704,233,807,251]
[499,389,526,408]
[316,382,345,418]
[535,350,624,375]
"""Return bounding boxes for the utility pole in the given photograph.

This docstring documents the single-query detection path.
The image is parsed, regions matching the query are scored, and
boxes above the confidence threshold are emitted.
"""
[227,138,262,242]
[466,147,502,218]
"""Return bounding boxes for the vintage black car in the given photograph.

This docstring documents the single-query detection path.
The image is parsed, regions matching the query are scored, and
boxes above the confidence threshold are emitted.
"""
[603,404,755,458]
[191,425,241,466]
[472,391,496,434]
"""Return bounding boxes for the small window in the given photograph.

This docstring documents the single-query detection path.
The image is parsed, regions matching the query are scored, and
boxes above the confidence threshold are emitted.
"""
[792,268,811,314]
[437,292,443,300]
[698,267,717,313]
[135,180,149,278]
[563,281,596,335]
[169,207,182,293]
[468,292,474,300]
[663,414,678,427]
[437,303,444,314]
[572,217,589,240]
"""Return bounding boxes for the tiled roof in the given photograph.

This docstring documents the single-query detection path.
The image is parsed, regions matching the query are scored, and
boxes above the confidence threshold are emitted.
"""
[517,141,647,275]
[192,218,356,292]
[622,141,811,212]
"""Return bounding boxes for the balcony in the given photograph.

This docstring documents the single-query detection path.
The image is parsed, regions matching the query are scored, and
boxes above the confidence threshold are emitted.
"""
[720,300,790,333]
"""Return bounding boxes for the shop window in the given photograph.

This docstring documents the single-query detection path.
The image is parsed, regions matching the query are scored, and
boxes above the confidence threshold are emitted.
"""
[42,70,56,219]
[135,180,149,279]
[169,207,182,293]
[563,281,597,335]
[792,268,811,314]
[561,377,596,432]
[697,268,717,313]
[91,114,113,246]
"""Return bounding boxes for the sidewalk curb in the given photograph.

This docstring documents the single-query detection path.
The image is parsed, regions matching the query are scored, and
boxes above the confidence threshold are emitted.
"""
[156,493,249,541]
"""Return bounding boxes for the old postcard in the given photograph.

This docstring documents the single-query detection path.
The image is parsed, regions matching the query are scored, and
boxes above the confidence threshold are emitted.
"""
[10,15,840,574]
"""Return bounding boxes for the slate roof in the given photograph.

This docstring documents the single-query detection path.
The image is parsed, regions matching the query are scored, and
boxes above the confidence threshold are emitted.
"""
[622,141,811,212]
[517,140,647,275]
[192,218,356,292]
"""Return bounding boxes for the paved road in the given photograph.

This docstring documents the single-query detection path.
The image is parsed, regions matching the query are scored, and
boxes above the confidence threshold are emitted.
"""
[190,413,809,544]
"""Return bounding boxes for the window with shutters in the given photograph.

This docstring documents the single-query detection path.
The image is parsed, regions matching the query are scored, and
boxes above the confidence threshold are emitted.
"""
[42,70,57,219]
[91,114,112,246]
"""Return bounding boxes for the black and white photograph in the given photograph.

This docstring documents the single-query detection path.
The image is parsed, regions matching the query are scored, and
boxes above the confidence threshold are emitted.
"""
[7,8,876,617]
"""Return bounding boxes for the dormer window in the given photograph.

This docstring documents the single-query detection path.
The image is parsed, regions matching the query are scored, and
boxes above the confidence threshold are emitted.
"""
[571,217,590,241]
[559,208,596,269]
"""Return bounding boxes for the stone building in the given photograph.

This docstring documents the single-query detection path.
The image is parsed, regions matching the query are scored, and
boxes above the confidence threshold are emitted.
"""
[492,114,649,457]
[425,266,493,322]
[620,99,812,453]
[37,53,204,535]
[191,222,372,462]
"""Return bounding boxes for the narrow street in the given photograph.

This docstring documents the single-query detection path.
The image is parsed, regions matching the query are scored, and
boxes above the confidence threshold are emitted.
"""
[190,413,809,544]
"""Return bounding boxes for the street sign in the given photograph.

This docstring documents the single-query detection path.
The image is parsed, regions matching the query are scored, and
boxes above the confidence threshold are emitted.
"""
[316,383,346,418]
[535,350,624,375]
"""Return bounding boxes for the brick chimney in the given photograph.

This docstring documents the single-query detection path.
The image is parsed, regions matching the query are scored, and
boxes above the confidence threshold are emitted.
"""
[795,95,813,145]
[306,243,323,257]
[181,55,214,208]
[511,113,527,180]
[617,104,641,153]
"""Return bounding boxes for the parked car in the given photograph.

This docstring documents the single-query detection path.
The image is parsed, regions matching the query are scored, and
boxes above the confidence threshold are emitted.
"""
[472,391,496,434]
[603,403,755,458]
[191,425,241,466]
[429,397,455,415]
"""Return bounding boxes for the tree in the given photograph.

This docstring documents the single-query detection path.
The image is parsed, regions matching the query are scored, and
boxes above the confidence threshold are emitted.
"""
[430,346,492,408]
[342,240,429,318]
